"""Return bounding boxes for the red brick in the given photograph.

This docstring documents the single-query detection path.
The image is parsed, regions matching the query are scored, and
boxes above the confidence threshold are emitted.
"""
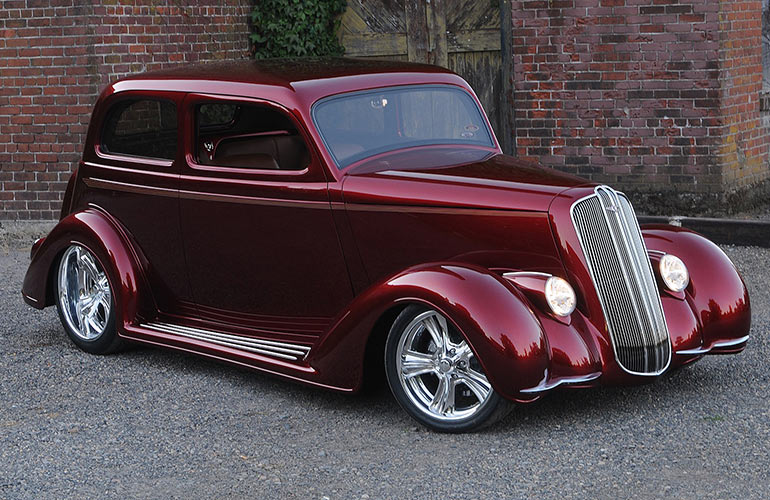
[512,0,768,209]
[0,0,250,221]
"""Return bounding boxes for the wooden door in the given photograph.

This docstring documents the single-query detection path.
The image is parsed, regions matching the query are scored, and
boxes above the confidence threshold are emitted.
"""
[339,0,513,154]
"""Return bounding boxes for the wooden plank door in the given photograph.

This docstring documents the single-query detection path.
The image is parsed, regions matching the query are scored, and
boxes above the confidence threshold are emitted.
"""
[340,0,513,154]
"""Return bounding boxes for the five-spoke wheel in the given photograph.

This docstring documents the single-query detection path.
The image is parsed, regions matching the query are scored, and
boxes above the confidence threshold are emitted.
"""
[385,305,510,432]
[56,244,122,353]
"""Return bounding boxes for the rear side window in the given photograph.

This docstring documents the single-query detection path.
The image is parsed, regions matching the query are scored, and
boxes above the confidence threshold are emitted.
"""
[101,99,177,160]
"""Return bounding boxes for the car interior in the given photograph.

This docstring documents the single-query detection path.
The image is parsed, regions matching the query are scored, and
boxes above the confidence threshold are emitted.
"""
[195,102,310,171]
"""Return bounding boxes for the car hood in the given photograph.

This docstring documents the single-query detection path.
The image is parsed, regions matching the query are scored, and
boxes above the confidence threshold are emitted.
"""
[341,147,592,212]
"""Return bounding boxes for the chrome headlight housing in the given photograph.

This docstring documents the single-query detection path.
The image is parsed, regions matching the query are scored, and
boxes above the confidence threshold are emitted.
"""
[545,276,577,317]
[659,254,689,292]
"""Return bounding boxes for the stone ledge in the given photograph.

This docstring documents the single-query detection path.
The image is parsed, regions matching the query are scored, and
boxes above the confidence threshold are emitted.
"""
[638,216,770,248]
[624,177,770,217]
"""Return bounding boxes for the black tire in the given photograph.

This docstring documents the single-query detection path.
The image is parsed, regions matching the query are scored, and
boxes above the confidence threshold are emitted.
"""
[384,304,512,432]
[54,244,124,354]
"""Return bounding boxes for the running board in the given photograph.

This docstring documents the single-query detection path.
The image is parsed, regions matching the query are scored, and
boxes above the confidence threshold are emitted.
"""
[140,322,311,361]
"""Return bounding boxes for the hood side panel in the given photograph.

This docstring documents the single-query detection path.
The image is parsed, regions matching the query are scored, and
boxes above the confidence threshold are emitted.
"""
[344,205,563,290]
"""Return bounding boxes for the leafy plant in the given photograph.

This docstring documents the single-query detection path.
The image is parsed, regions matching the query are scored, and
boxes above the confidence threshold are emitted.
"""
[250,0,347,59]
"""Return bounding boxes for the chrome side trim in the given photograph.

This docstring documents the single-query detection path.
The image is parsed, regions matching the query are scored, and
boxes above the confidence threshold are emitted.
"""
[520,372,602,394]
[140,322,311,361]
[83,177,178,199]
[676,335,750,355]
[502,271,553,279]
[379,169,526,190]
[23,293,39,304]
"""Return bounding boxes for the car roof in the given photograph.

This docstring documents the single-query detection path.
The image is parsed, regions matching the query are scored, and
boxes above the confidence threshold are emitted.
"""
[125,58,454,86]
[108,57,468,106]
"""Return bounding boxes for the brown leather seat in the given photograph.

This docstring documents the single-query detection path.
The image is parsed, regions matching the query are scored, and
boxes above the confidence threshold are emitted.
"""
[200,134,309,170]
[210,153,279,170]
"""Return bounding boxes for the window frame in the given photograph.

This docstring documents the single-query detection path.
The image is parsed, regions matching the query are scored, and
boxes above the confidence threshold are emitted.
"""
[97,95,179,165]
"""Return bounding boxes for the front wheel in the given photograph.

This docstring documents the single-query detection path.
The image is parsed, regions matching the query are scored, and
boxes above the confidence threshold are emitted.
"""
[384,305,511,432]
[55,244,122,354]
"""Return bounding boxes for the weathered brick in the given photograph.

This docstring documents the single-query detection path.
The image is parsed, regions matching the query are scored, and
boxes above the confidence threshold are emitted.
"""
[511,0,768,213]
[0,0,251,220]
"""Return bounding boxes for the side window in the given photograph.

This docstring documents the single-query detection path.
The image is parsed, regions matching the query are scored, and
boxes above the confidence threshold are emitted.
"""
[102,99,177,161]
[195,101,309,171]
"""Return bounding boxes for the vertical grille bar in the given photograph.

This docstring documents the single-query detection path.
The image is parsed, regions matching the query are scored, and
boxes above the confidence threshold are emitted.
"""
[570,186,671,375]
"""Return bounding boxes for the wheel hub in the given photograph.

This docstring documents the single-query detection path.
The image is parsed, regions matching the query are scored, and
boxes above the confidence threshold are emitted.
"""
[58,245,112,341]
[396,309,494,422]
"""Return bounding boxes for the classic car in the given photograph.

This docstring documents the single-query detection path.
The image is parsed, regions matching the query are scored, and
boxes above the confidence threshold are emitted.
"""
[22,59,751,432]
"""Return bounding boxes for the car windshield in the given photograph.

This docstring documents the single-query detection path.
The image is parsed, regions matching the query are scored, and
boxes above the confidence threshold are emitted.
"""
[312,85,495,168]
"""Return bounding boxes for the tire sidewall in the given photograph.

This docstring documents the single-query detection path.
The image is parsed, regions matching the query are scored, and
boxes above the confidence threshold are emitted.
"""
[384,304,504,433]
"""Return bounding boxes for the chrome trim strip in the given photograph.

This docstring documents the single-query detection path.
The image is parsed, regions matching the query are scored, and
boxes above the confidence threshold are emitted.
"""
[22,293,39,304]
[84,161,178,178]
[713,335,750,348]
[340,202,528,217]
[84,178,178,198]
[141,322,311,361]
[674,346,709,355]
[153,322,311,353]
[520,372,602,394]
[502,271,553,279]
[177,187,329,210]
[379,169,525,190]
[676,335,750,355]
[570,186,672,376]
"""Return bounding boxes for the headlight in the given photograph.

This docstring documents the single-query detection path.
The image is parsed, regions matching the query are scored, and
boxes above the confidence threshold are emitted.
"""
[659,254,689,292]
[545,276,576,317]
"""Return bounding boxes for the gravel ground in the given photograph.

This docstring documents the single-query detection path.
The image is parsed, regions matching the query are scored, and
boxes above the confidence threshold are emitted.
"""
[1,245,768,499]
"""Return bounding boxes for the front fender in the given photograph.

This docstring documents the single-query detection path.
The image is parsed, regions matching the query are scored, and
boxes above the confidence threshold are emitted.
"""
[22,208,155,329]
[642,225,751,355]
[310,263,555,399]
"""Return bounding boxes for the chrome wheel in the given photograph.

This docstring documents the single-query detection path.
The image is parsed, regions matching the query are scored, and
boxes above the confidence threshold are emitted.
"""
[395,309,493,422]
[57,245,112,341]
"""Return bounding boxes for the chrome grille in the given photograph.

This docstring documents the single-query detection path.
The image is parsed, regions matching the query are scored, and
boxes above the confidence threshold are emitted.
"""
[570,186,671,375]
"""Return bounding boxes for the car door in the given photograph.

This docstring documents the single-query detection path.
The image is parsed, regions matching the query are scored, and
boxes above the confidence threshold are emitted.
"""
[79,91,192,316]
[178,93,353,339]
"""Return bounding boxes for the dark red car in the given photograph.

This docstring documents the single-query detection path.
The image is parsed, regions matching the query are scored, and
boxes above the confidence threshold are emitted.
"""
[22,59,750,432]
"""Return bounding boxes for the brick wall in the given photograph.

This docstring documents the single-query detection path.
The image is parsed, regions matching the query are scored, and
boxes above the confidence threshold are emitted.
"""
[2,1,768,219]
[511,0,769,214]
[0,0,251,221]
[719,0,767,191]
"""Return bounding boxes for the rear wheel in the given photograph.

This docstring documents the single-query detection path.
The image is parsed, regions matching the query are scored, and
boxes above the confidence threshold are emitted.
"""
[55,244,122,354]
[384,305,511,432]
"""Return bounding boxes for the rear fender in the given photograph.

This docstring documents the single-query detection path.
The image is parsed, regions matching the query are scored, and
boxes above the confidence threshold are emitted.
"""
[310,263,551,399]
[21,208,155,330]
[58,166,79,220]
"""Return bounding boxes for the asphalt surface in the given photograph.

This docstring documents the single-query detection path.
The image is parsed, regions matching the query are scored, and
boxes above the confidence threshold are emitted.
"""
[1,245,768,499]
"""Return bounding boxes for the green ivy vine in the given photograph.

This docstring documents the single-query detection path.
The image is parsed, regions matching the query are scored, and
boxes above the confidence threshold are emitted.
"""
[250,0,347,58]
